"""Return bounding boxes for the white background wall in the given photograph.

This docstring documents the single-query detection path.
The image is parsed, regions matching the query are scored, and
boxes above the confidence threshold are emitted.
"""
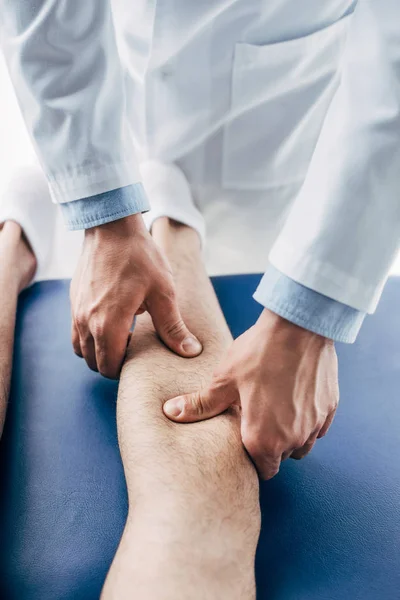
[0,56,399,280]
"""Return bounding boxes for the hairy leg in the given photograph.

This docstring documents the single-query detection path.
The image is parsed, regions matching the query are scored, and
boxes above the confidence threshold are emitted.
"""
[0,221,36,437]
[102,220,260,599]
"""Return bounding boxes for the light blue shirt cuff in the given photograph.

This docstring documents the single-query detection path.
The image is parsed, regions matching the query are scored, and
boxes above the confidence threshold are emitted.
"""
[60,183,150,230]
[253,265,366,343]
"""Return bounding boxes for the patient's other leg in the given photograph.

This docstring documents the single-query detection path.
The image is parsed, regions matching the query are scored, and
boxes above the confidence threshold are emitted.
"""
[0,222,36,437]
[102,220,260,599]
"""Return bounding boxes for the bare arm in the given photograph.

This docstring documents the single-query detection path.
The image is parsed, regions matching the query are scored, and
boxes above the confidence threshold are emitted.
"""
[0,223,36,436]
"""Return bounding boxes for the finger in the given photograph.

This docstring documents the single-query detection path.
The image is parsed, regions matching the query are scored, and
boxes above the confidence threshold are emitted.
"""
[290,437,317,460]
[254,454,282,481]
[71,321,83,358]
[94,323,131,380]
[317,409,336,438]
[163,384,233,423]
[148,290,202,358]
[80,333,98,372]
[241,430,282,480]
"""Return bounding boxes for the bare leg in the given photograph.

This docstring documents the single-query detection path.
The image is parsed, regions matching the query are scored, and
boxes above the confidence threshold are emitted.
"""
[102,220,260,599]
[0,221,36,437]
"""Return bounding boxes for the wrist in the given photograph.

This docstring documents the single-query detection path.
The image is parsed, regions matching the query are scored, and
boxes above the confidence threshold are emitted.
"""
[85,213,147,241]
[256,308,330,347]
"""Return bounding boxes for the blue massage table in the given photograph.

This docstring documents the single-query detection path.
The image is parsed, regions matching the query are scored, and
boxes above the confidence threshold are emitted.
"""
[0,275,399,599]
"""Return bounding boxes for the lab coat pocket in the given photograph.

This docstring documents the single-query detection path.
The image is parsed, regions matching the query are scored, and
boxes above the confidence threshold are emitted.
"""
[222,15,351,190]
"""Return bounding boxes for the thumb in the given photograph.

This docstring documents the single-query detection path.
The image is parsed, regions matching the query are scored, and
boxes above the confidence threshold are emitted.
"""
[148,290,202,358]
[163,385,233,423]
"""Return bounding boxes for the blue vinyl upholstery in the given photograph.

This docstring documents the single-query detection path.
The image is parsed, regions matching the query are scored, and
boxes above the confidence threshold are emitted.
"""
[0,276,399,599]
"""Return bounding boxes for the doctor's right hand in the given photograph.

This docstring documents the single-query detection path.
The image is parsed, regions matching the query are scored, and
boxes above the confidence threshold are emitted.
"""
[70,214,202,379]
[163,308,339,479]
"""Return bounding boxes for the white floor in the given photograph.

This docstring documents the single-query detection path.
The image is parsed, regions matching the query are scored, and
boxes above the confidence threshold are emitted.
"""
[1,56,399,282]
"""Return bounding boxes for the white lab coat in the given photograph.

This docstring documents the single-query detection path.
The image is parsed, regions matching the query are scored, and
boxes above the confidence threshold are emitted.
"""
[0,0,399,312]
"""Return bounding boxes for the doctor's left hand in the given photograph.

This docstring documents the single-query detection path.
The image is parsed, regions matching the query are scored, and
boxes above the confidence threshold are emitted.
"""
[163,308,339,480]
[70,214,202,379]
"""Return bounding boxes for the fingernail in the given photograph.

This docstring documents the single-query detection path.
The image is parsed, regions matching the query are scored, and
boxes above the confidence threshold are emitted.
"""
[164,398,184,418]
[182,336,202,355]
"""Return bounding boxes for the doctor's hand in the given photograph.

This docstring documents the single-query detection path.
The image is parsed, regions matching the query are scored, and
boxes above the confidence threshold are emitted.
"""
[163,308,339,479]
[70,214,202,379]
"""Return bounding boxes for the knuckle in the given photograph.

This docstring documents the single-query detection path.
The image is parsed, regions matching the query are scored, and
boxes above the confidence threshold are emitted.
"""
[294,435,309,450]
[83,353,98,372]
[292,448,308,461]
[99,365,119,380]
[91,318,107,341]
[163,279,177,300]
[96,351,121,381]
[72,335,81,349]
[73,345,83,358]
[187,393,205,416]
[74,312,86,331]
[326,398,338,416]
[98,351,122,380]
[155,279,177,304]
[212,368,234,389]
[71,328,80,346]
[241,432,261,457]
[293,439,315,460]
[258,456,281,480]
[165,318,187,339]
[263,440,283,460]
[261,465,280,481]
[243,431,279,462]
[96,357,109,377]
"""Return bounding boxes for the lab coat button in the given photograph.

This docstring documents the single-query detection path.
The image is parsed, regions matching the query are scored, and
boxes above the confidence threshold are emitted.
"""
[160,66,174,80]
